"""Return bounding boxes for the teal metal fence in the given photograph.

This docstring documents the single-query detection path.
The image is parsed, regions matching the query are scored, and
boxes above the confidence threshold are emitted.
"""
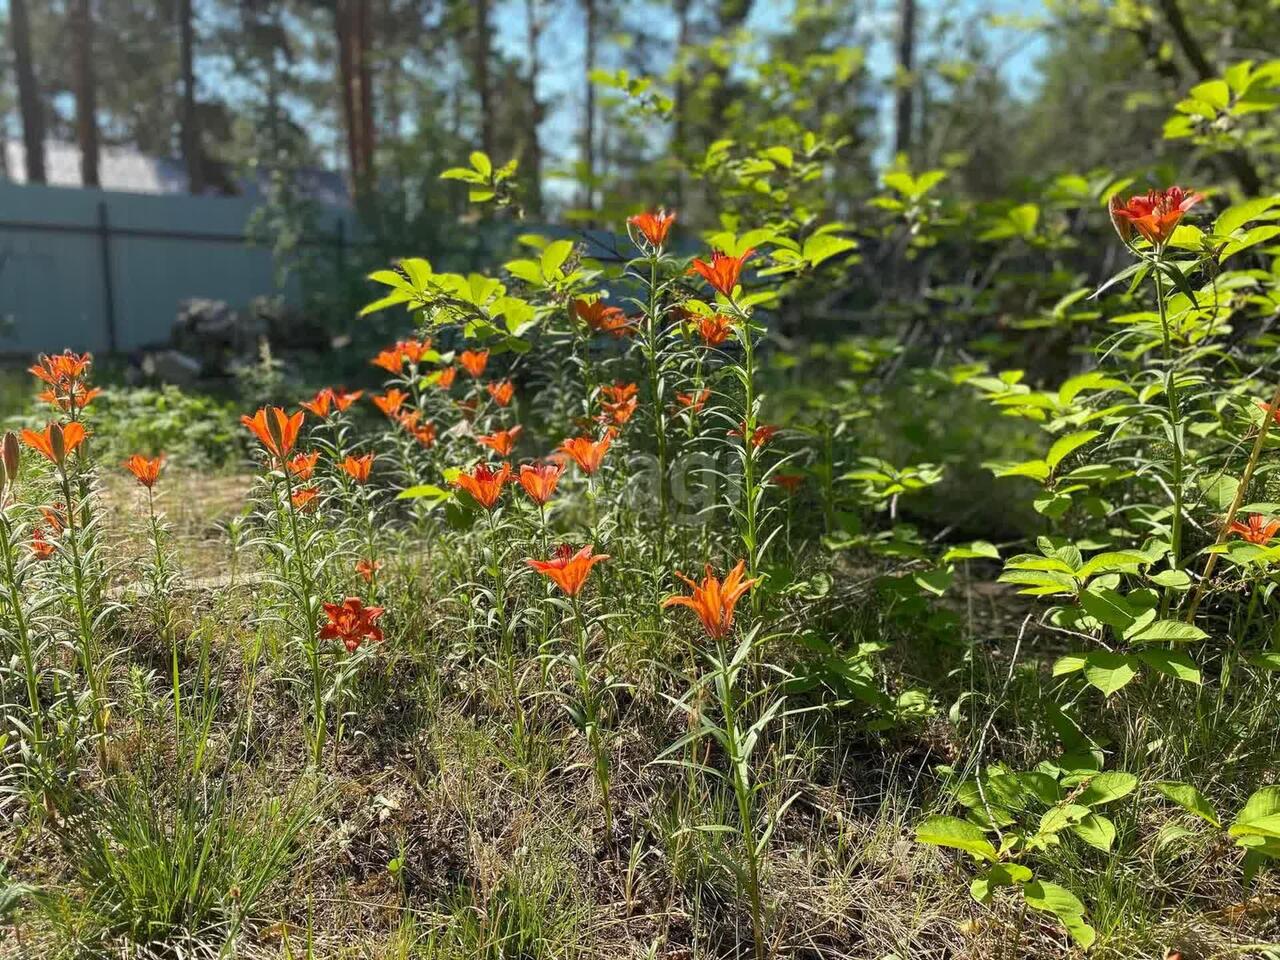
[0,180,355,355]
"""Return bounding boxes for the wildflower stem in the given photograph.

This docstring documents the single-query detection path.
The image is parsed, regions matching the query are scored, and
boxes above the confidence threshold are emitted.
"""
[644,254,669,555]
[0,515,44,750]
[147,487,180,735]
[281,466,323,765]
[1154,265,1185,611]
[571,593,613,847]
[58,469,106,745]
[714,639,766,960]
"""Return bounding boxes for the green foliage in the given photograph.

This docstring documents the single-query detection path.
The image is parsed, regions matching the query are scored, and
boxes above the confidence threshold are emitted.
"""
[88,386,246,468]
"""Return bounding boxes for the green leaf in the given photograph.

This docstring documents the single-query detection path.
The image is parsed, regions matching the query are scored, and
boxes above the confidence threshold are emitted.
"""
[1071,813,1117,851]
[1079,585,1138,632]
[1199,475,1240,512]
[1083,653,1138,697]
[970,863,1033,904]
[941,541,1000,562]
[540,239,574,278]
[1135,649,1201,684]
[1230,786,1280,840]
[1052,654,1087,676]
[1046,431,1100,470]
[1126,619,1208,644]
[358,289,414,317]
[1023,882,1096,948]
[397,484,451,502]
[469,150,492,176]
[914,566,954,596]
[802,233,858,268]
[1077,771,1137,806]
[916,816,997,862]
[1154,781,1220,827]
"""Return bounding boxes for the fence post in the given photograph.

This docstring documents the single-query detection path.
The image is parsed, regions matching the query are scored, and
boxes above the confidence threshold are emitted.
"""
[96,200,118,353]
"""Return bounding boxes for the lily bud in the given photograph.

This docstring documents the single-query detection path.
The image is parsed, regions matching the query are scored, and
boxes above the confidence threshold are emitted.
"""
[1,431,17,483]
[49,423,66,465]
[1108,195,1132,244]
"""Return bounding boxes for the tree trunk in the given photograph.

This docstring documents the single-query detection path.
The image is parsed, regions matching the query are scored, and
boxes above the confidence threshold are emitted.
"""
[10,0,45,183]
[355,0,375,183]
[178,0,205,193]
[71,0,101,188]
[893,0,917,158]
[474,0,494,158]
[523,0,544,216]
[582,0,597,211]
[336,0,376,191]
[673,0,690,209]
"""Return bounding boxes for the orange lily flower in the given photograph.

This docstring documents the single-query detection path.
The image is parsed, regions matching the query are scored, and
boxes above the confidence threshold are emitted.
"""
[356,558,383,583]
[31,527,56,560]
[372,389,408,418]
[123,454,164,488]
[1254,398,1280,426]
[525,544,610,597]
[396,338,430,364]
[572,298,630,333]
[38,385,102,412]
[599,382,638,404]
[372,349,405,374]
[410,420,437,447]
[598,312,638,338]
[291,486,319,512]
[519,461,564,505]
[772,473,804,494]
[1109,187,1202,247]
[434,366,458,390]
[29,350,92,387]
[453,461,512,509]
[340,453,376,484]
[487,379,515,407]
[300,388,334,418]
[318,597,385,653]
[460,349,490,378]
[21,422,89,466]
[729,422,778,449]
[690,249,755,297]
[286,451,320,480]
[696,314,734,346]
[331,387,363,412]
[599,396,638,426]
[558,433,613,475]
[675,388,711,412]
[31,505,64,559]
[662,560,760,640]
[1228,513,1280,546]
[477,425,523,457]
[627,209,676,247]
[241,407,304,461]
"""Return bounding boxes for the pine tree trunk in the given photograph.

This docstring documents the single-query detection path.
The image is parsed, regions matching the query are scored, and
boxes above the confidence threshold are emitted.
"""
[474,0,494,158]
[10,0,45,183]
[523,0,544,216]
[582,0,597,211]
[354,0,375,184]
[894,0,917,158]
[673,0,690,209]
[178,0,205,194]
[71,0,101,188]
